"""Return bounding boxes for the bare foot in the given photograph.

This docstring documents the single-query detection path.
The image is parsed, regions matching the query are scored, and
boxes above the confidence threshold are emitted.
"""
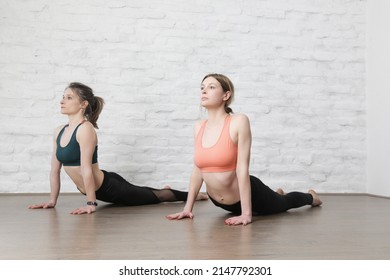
[276,188,285,195]
[308,189,322,207]
[196,192,209,201]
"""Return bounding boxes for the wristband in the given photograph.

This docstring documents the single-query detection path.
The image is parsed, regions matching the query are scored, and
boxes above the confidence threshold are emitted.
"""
[87,201,98,206]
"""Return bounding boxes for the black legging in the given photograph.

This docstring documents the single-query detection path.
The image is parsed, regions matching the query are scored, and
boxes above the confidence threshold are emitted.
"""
[209,175,313,215]
[94,170,188,205]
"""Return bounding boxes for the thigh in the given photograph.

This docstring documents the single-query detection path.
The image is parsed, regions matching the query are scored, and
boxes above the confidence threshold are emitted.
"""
[250,175,288,215]
[250,176,313,214]
[96,171,160,205]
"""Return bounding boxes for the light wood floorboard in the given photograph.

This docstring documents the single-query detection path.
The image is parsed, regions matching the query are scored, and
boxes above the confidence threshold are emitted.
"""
[1,193,389,260]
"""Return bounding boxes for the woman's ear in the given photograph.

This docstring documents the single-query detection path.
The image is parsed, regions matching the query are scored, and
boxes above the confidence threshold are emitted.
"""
[81,100,89,109]
[223,91,231,101]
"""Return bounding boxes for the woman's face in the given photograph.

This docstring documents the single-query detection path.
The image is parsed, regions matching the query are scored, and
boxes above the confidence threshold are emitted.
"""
[60,88,84,115]
[200,76,228,109]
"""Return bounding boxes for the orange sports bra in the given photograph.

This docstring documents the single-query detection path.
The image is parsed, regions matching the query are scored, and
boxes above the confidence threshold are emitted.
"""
[194,115,238,172]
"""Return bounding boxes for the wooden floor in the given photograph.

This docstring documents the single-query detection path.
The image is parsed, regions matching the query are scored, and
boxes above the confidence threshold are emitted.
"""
[1,193,389,260]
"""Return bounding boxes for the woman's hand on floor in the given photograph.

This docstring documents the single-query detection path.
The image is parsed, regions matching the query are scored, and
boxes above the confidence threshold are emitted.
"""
[28,202,55,209]
[224,214,252,226]
[166,211,194,220]
[70,205,96,215]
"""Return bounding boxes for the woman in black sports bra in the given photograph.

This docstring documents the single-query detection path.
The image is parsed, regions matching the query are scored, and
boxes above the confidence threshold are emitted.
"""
[29,82,207,215]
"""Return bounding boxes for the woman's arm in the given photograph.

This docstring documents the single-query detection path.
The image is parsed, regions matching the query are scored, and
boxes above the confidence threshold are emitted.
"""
[166,120,204,220]
[70,122,98,214]
[29,126,63,209]
[225,114,252,226]
[49,144,62,207]
[166,165,204,220]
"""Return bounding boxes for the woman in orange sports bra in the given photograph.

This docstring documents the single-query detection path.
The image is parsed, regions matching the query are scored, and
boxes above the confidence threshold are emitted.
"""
[28,82,207,215]
[167,73,322,226]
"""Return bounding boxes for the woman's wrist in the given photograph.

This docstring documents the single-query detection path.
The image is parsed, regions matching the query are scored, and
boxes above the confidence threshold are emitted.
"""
[86,201,98,206]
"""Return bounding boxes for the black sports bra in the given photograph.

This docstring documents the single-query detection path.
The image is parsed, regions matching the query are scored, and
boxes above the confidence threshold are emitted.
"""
[56,122,98,166]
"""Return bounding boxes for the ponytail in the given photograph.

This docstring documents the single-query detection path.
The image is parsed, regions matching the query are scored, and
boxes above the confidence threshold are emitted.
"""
[67,82,105,129]
[225,105,233,114]
[88,96,105,129]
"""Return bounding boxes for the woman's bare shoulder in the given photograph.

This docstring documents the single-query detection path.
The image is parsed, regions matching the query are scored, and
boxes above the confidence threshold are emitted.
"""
[79,120,95,130]
[194,118,206,136]
[231,113,250,125]
[53,124,66,137]
[77,121,97,137]
[54,124,66,131]
[195,118,206,127]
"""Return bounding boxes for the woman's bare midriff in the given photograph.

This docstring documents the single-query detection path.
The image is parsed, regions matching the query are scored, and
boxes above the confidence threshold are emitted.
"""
[201,170,241,205]
[63,164,104,194]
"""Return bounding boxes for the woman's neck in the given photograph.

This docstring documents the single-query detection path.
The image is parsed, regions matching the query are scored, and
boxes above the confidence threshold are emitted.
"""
[67,114,85,127]
[206,108,229,125]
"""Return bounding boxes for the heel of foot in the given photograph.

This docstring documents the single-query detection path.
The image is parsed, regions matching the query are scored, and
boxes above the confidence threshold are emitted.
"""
[308,189,322,207]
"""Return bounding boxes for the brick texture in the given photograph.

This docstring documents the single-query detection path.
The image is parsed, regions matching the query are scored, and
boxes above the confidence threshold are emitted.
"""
[0,0,366,193]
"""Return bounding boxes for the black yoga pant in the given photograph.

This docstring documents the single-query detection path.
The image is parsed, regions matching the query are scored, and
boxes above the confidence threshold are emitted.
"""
[94,170,188,205]
[209,175,313,215]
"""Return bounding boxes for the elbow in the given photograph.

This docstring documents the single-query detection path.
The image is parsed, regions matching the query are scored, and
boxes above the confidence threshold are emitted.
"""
[50,167,61,177]
[236,167,249,179]
[80,165,93,178]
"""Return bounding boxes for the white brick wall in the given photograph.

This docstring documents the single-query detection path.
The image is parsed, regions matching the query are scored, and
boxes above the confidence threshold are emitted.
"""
[367,0,390,197]
[0,0,366,193]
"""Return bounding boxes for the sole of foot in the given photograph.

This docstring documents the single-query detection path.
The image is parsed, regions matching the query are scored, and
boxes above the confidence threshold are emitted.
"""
[308,189,322,207]
[197,192,209,201]
[276,188,285,195]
